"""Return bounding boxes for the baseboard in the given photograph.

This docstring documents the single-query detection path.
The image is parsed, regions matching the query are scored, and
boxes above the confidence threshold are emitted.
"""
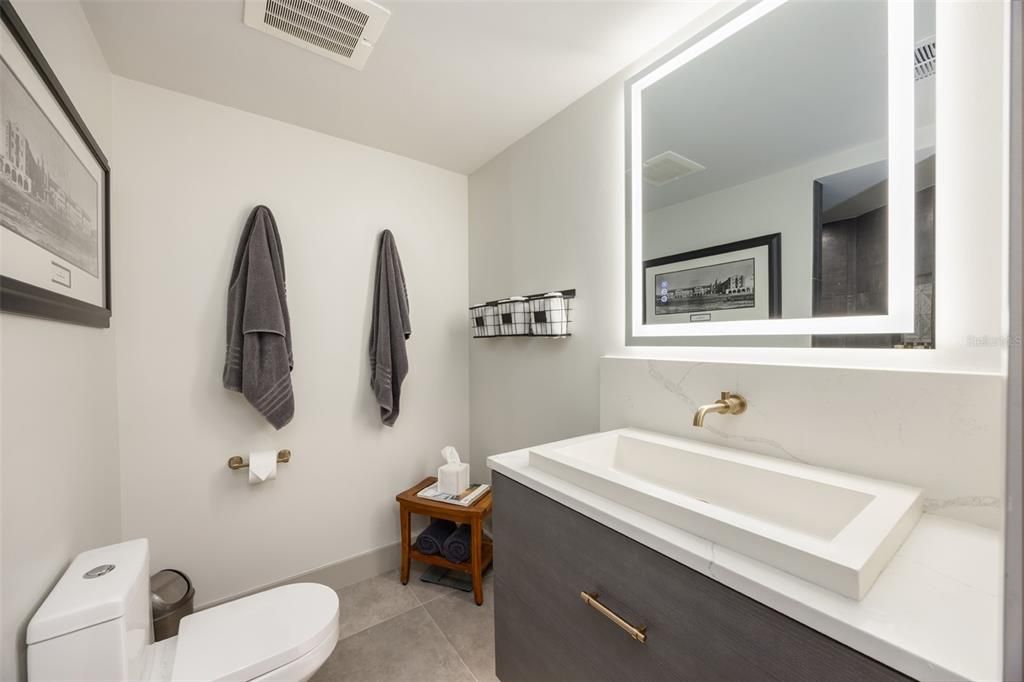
[198,541,401,610]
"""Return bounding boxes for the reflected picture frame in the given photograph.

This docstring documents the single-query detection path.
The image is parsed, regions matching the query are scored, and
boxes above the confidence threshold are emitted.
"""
[0,0,112,328]
[643,233,781,325]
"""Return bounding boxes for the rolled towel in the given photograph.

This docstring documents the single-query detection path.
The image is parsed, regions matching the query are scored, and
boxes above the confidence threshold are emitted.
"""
[442,524,472,564]
[416,519,457,556]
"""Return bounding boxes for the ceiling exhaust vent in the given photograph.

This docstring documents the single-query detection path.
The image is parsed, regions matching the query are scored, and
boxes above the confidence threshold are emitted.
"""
[914,37,936,81]
[642,151,705,187]
[243,0,390,70]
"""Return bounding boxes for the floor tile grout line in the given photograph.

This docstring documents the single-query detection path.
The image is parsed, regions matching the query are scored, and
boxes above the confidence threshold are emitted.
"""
[421,599,480,682]
[333,603,478,682]
[337,600,423,642]
[337,570,461,642]
[411,586,450,607]
[334,569,490,680]
[421,587,469,613]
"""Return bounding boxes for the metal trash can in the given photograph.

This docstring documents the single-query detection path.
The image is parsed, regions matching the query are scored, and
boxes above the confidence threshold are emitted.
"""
[151,569,194,641]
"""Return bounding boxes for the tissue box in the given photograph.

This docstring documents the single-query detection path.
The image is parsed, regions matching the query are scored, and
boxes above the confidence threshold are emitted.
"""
[438,462,470,495]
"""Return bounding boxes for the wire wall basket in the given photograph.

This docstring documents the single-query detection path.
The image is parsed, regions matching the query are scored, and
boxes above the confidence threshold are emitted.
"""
[470,289,574,338]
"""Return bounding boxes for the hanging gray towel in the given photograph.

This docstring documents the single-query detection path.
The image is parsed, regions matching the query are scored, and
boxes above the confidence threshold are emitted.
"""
[223,205,294,429]
[369,229,411,427]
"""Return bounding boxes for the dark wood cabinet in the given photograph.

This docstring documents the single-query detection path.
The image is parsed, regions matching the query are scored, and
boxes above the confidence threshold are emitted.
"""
[492,473,913,682]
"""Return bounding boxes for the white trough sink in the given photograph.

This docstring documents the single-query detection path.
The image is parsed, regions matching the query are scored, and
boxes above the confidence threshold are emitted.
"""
[528,429,922,599]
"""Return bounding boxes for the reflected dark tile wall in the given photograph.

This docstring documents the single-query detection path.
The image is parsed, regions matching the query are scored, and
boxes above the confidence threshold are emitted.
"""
[812,185,935,349]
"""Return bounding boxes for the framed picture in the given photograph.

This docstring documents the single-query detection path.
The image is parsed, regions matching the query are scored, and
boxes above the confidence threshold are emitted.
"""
[0,0,111,327]
[643,233,781,325]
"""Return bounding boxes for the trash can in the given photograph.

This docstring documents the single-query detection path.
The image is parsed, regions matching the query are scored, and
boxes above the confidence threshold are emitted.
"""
[151,569,194,641]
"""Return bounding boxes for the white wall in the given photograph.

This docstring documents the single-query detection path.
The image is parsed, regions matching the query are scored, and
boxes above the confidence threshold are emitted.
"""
[468,1,1008,479]
[0,2,121,680]
[111,77,469,606]
[468,74,623,470]
[466,5,739,472]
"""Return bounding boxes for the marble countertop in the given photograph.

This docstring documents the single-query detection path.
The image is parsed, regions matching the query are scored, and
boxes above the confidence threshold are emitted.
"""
[488,449,1002,682]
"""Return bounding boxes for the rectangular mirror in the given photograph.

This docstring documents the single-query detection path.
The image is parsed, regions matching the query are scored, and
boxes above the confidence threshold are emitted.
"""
[626,0,935,346]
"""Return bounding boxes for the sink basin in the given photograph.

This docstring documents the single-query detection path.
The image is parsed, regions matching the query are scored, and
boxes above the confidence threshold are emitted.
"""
[528,429,922,599]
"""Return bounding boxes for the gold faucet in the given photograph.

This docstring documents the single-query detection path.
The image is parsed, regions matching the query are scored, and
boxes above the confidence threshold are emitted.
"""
[693,391,747,427]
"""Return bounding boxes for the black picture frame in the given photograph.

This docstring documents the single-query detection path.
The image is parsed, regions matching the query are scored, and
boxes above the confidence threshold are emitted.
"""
[642,233,782,324]
[0,0,111,328]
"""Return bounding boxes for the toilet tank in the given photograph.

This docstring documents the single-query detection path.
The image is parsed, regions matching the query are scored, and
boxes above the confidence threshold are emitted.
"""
[27,539,154,682]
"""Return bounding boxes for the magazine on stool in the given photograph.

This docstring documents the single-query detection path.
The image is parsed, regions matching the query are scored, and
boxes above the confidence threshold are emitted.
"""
[417,482,490,507]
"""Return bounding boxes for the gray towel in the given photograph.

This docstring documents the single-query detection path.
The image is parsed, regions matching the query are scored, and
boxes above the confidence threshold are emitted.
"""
[415,519,457,556]
[442,524,471,564]
[223,206,294,429]
[369,229,411,427]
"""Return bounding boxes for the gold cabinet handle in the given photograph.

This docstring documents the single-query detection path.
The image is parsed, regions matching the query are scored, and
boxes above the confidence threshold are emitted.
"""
[580,591,647,643]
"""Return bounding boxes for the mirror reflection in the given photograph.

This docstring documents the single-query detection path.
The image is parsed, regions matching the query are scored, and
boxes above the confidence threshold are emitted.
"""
[638,0,935,347]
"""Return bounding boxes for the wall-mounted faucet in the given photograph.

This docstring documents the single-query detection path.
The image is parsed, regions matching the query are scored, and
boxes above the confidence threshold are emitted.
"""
[693,391,747,427]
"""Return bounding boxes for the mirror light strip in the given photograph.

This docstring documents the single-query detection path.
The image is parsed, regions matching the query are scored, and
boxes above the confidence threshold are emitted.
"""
[630,0,916,338]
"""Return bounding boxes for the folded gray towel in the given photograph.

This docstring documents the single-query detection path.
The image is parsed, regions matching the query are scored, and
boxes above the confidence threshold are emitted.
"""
[369,229,411,427]
[442,524,471,564]
[415,519,457,556]
[223,206,294,429]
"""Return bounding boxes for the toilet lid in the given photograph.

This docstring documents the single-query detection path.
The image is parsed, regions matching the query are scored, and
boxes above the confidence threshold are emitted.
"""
[171,583,338,682]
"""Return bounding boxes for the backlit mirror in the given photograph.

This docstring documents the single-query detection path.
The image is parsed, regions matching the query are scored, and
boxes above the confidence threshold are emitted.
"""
[626,0,935,346]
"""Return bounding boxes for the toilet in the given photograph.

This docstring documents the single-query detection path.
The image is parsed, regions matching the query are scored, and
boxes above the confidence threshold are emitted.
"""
[26,539,339,681]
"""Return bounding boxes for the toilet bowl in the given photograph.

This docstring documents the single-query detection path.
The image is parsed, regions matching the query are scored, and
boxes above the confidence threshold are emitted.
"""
[26,539,339,681]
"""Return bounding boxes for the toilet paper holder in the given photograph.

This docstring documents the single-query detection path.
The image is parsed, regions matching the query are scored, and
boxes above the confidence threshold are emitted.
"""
[227,450,291,470]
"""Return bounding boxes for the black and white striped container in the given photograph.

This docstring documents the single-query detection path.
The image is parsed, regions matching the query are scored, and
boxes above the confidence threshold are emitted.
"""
[468,289,574,338]
[530,292,569,336]
[497,297,531,336]
[469,303,498,337]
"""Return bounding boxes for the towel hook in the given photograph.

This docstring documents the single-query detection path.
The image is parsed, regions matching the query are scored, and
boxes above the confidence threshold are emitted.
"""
[227,450,291,470]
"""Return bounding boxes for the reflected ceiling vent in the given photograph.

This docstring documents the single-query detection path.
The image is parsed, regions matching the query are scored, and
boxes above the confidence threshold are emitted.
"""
[914,37,936,81]
[243,0,390,70]
[642,151,705,187]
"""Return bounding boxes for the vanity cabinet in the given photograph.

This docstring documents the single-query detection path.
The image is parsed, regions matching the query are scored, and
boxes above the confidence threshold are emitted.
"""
[492,473,912,682]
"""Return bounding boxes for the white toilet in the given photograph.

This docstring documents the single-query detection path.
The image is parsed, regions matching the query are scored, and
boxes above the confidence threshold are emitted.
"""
[26,539,339,681]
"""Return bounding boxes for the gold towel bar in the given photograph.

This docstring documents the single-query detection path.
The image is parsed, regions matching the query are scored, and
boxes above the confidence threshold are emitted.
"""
[227,450,291,470]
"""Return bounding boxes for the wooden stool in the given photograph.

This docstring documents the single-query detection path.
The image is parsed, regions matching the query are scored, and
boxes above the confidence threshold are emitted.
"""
[396,477,493,605]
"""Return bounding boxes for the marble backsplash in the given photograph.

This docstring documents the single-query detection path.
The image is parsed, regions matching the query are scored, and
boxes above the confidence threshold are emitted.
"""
[600,357,1005,529]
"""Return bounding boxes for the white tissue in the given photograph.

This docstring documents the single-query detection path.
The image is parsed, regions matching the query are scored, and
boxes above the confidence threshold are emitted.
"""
[441,445,461,465]
[248,450,278,484]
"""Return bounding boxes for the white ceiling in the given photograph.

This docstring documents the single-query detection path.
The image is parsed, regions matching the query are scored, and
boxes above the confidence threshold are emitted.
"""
[80,0,716,174]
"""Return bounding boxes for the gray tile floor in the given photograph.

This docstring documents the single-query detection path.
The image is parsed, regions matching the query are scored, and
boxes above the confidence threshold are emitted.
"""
[312,565,496,682]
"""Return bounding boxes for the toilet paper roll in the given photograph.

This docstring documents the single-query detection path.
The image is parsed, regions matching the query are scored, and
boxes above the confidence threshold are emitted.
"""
[248,450,278,484]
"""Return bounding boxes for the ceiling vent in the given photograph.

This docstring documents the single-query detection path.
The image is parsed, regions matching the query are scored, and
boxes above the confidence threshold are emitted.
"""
[642,151,706,187]
[914,37,936,81]
[243,0,390,70]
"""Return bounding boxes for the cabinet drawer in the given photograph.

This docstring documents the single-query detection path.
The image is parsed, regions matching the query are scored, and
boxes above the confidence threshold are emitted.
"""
[492,473,911,682]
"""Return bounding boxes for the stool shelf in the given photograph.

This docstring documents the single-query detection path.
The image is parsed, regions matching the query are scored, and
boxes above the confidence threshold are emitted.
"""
[408,537,493,573]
